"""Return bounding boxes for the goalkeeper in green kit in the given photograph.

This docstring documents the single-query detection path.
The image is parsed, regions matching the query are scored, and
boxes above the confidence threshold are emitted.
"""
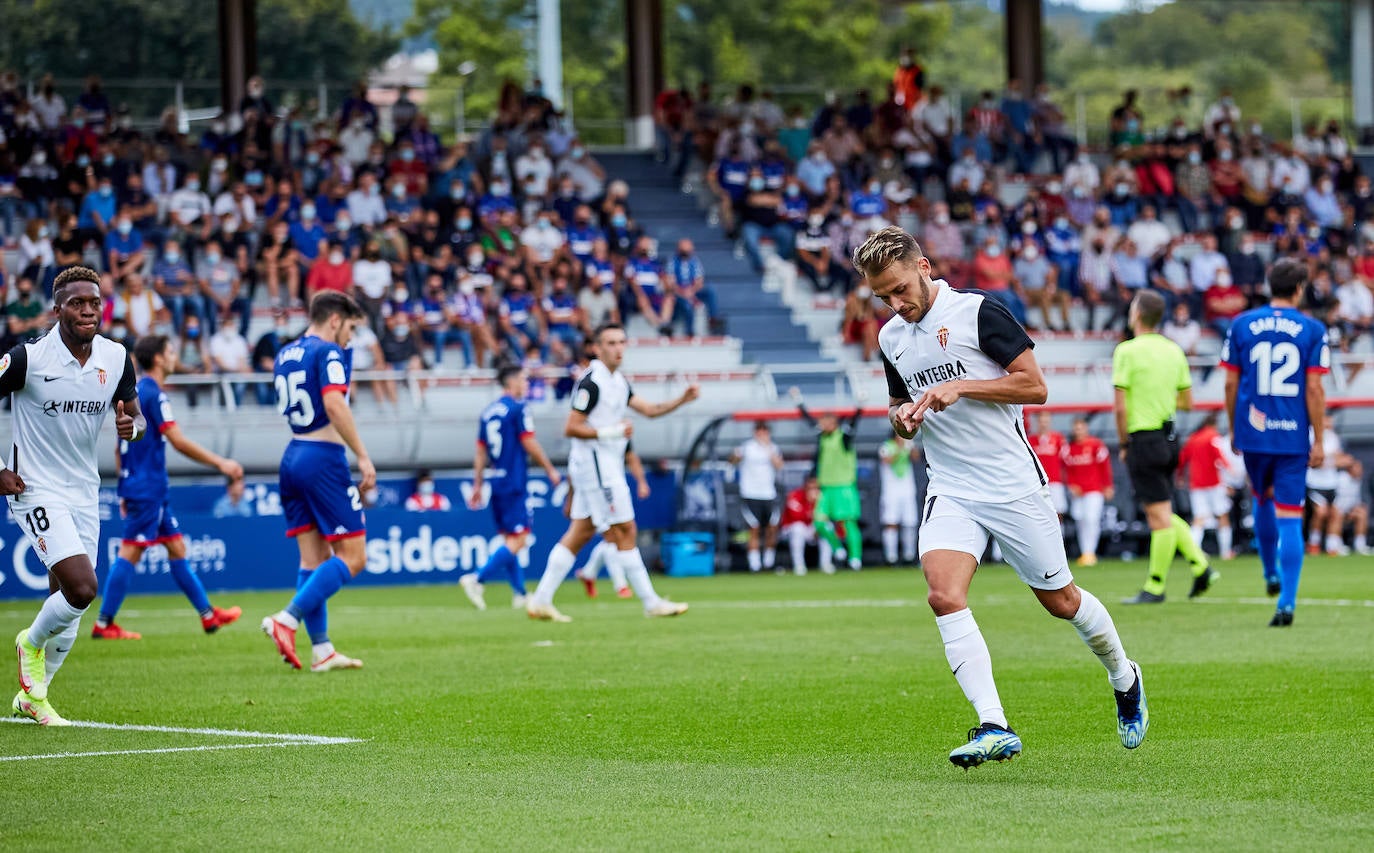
[791,386,865,572]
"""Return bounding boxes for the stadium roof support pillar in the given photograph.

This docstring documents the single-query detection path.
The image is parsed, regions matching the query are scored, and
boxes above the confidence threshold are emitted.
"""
[1353,0,1374,148]
[1004,0,1044,88]
[624,0,663,150]
[218,0,258,118]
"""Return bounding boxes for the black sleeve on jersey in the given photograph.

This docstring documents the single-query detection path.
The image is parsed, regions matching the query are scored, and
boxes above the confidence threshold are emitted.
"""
[0,344,28,396]
[113,351,139,403]
[882,351,910,402]
[625,380,634,405]
[976,297,1034,369]
[573,374,600,414]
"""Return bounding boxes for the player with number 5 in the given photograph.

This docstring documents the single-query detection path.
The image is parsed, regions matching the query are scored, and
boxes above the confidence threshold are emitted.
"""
[261,291,374,671]
[1221,258,1329,626]
[2,266,145,725]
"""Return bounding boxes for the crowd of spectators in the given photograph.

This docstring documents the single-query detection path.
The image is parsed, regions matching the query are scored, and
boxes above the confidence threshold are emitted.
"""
[0,71,723,409]
[676,58,1374,364]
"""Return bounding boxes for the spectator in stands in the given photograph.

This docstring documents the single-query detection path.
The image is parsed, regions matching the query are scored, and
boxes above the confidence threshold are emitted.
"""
[521,208,566,281]
[208,311,251,405]
[795,210,847,293]
[381,310,426,376]
[947,149,984,197]
[577,261,619,334]
[1109,239,1150,326]
[668,238,720,337]
[1270,144,1311,203]
[349,318,396,407]
[166,172,212,246]
[1109,89,1144,148]
[1001,78,1038,174]
[1305,174,1343,230]
[251,308,291,405]
[1334,272,1374,350]
[1015,242,1066,331]
[212,477,255,519]
[1227,231,1265,298]
[1126,205,1171,260]
[105,211,145,282]
[405,470,452,512]
[1189,233,1229,313]
[1150,239,1191,308]
[1162,300,1202,357]
[820,114,864,185]
[541,273,582,352]
[919,202,965,287]
[152,239,202,333]
[1045,212,1081,306]
[347,172,387,228]
[1079,233,1115,330]
[2,275,49,347]
[258,219,300,307]
[498,271,545,357]
[449,276,495,369]
[556,139,606,203]
[971,235,1027,325]
[416,273,454,365]
[842,284,884,361]
[196,239,249,337]
[1173,143,1214,233]
[739,165,792,273]
[795,141,834,201]
[173,313,210,408]
[1202,269,1247,339]
[1034,84,1076,173]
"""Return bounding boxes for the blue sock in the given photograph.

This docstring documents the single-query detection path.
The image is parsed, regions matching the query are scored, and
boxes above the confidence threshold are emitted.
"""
[286,557,351,622]
[476,545,515,586]
[296,569,329,645]
[168,558,212,616]
[100,556,137,623]
[1276,517,1304,613]
[1253,499,1279,585]
[506,550,527,597]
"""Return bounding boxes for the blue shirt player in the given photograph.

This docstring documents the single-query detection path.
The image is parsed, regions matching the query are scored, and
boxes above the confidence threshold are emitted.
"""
[97,334,245,639]
[459,366,561,611]
[262,291,375,671]
[1221,258,1329,626]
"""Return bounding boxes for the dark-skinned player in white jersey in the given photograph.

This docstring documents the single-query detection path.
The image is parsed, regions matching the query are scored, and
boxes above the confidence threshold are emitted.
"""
[855,226,1146,768]
[3,266,146,725]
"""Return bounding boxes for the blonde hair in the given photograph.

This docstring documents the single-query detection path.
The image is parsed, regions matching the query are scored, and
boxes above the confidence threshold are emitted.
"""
[852,226,925,279]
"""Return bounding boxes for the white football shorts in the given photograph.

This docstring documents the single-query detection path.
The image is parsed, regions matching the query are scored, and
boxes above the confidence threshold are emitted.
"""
[8,493,99,570]
[1189,485,1231,521]
[880,490,919,527]
[568,459,634,532]
[1046,482,1068,515]
[918,487,1073,591]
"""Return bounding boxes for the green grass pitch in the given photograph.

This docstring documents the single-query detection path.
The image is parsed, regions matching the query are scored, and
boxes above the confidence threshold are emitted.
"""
[1,556,1371,851]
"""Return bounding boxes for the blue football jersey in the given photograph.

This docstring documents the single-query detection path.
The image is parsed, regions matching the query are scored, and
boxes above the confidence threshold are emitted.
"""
[274,334,353,435]
[1221,306,1329,455]
[478,394,534,495]
[118,376,174,502]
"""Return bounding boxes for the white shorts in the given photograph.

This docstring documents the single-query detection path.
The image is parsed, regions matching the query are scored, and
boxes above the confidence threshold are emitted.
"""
[568,465,634,533]
[1189,485,1230,520]
[783,522,815,542]
[8,495,99,570]
[919,488,1073,591]
[1069,490,1106,523]
[1334,493,1361,515]
[1046,482,1068,515]
[880,491,919,527]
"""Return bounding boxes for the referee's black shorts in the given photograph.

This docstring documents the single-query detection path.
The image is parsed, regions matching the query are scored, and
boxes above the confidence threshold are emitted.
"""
[1125,423,1179,505]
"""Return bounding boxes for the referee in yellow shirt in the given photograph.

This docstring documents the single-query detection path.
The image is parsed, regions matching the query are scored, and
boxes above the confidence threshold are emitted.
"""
[1112,290,1218,604]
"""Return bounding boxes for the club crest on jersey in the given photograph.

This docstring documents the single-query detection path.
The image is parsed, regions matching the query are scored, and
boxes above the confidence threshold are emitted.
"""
[936,326,950,350]
[96,368,107,385]
[36,537,46,555]
[0,353,9,378]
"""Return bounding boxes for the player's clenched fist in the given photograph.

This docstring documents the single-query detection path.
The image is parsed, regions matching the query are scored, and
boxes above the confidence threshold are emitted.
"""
[0,469,26,496]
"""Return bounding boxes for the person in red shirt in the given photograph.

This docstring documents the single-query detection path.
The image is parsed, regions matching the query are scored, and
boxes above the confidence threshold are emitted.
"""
[405,469,452,512]
[306,245,353,296]
[1177,414,1237,559]
[781,477,831,575]
[892,48,924,109]
[388,140,429,196]
[1064,418,1114,566]
[1201,270,1247,338]
[1031,412,1068,518]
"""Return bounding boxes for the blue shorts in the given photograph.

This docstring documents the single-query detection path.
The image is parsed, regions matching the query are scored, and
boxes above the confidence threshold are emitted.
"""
[280,440,366,541]
[489,489,532,535]
[120,497,182,547]
[1242,451,1308,512]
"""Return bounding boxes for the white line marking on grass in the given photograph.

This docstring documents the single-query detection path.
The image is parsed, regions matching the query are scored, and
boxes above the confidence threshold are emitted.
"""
[0,718,363,762]
[1187,597,1374,608]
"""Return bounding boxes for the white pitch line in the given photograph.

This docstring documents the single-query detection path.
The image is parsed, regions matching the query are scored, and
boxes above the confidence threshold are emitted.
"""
[0,717,364,762]
[0,741,312,762]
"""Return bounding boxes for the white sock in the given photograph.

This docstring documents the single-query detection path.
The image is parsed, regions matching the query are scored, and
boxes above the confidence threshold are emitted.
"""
[532,544,577,606]
[763,548,776,569]
[1218,524,1233,555]
[1326,533,1343,552]
[882,527,899,564]
[1309,530,1321,546]
[1069,588,1135,692]
[603,543,628,589]
[819,539,834,568]
[901,525,917,562]
[43,620,80,686]
[935,609,1007,728]
[614,547,662,608]
[27,592,87,649]
[273,610,300,630]
[312,641,335,661]
[1191,522,1206,547]
[578,542,607,580]
[788,530,807,573]
[747,549,762,571]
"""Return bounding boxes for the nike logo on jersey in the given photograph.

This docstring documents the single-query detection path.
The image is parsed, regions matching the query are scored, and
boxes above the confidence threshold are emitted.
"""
[42,375,59,382]
[1043,568,1062,580]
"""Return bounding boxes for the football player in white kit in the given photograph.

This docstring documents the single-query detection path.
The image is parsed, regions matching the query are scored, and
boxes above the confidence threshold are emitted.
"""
[855,227,1147,768]
[878,431,920,564]
[3,267,146,725]
[730,421,783,572]
[526,323,699,621]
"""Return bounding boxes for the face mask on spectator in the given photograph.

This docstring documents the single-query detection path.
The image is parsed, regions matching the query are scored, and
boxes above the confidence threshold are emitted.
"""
[867,181,881,194]
[186,325,201,339]
[102,153,115,167]
[749,177,765,191]
[400,149,416,162]
[109,323,128,341]
[1173,126,1187,140]
[467,253,483,268]
[1114,183,1130,197]
[99,183,113,197]
[1219,149,1234,162]
[38,225,50,239]
[368,183,380,197]
[571,146,586,159]
[985,244,1001,257]
[72,117,85,129]
[1188,151,1201,165]
[1216,272,1232,286]
[934,211,950,225]
[306,151,321,165]
[1054,216,1069,230]
[418,480,435,496]
[808,214,824,228]
[32,151,47,166]
[1022,220,1037,235]
[1023,246,1040,261]
[301,204,316,221]
[1071,186,1087,199]
[187,179,201,192]
[1308,226,1322,240]
[395,288,410,302]
[1219,123,1231,136]
[1229,215,1244,229]
[395,323,410,338]
[165,249,181,263]
[392,184,407,199]
[491,182,508,196]
[116,220,132,235]
[1240,241,1255,255]
[206,251,222,264]
[612,213,628,227]
[786,185,800,198]
[329,250,344,264]
[335,216,351,231]
[76,154,91,168]
[246,171,263,187]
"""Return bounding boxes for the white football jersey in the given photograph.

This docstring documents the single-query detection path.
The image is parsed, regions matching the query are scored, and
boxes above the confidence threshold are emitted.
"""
[735,438,779,500]
[1,329,137,505]
[568,359,632,479]
[879,439,917,496]
[879,279,1047,502]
